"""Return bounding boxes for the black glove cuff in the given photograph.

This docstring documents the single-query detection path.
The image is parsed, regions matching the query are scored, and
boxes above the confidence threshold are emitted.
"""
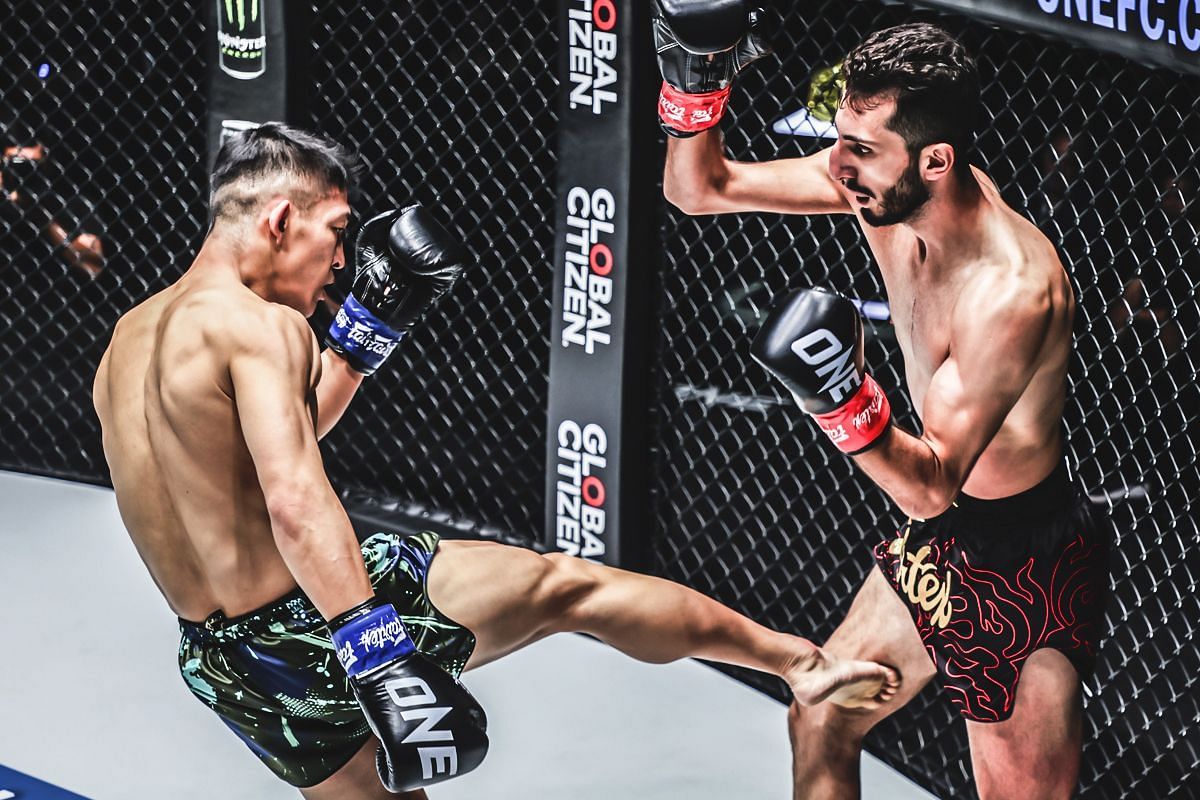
[661,122,700,139]
[846,421,895,457]
[326,597,379,631]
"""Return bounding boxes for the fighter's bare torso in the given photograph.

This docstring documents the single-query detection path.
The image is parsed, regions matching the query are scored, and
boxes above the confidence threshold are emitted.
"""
[93,277,318,621]
[661,133,1075,503]
[856,167,1074,499]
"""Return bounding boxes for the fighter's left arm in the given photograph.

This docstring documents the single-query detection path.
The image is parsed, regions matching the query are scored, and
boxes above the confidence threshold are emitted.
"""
[313,205,466,440]
[313,349,365,439]
[854,276,1054,519]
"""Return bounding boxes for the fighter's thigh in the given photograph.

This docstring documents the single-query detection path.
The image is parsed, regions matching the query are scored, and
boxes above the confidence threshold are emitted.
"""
[299,737,426,800]
[820,565,938,724]
[966,649,1082,800]
[428,540,595,670]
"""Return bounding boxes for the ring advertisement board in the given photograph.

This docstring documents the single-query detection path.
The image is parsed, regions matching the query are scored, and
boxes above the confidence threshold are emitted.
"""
[547,0,655,566]
[206,0,310,174]
[913,0,1200,74]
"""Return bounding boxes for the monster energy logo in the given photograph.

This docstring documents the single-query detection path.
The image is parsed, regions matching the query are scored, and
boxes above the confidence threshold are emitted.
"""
[217,0,266,79]
[224,0,259,31]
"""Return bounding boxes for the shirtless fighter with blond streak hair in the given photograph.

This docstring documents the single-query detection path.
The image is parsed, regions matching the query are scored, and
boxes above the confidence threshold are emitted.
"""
[93,122,898,798]
[657,4,1110,798]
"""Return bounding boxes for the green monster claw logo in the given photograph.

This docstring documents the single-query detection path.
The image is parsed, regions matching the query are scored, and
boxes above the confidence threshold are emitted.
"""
[223,0,260,32]
[217,0,265,78]
[806,62,845,123]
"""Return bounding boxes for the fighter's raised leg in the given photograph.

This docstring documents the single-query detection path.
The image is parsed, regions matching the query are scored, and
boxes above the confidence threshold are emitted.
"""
[427,539,900,710]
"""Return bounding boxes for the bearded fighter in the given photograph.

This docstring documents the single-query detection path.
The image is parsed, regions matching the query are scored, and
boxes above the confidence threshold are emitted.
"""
[658,7,1109,798]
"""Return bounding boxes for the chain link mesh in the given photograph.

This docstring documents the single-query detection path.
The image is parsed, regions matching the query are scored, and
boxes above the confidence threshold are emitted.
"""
[0,2,208,482]
[0,1,557,549]
[649,2,1198,798]
[307,0,557,547]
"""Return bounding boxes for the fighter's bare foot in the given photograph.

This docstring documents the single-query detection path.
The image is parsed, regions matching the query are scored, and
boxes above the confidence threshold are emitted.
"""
[783,647,901,710]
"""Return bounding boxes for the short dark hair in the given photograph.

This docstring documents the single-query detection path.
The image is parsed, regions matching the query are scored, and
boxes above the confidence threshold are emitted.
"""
[209,122,358,224]
[843,23,979,174]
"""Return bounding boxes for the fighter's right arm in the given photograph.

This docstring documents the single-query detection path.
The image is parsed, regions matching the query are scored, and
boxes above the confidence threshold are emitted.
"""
[655,0,850,217]
[663,130,851,216]
[229,304,372,620]
[234,306,490,790]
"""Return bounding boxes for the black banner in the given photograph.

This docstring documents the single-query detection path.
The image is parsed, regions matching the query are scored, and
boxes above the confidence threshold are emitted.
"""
[914,0,1200,74]
[205,0,311,173]
[546,0,656,567]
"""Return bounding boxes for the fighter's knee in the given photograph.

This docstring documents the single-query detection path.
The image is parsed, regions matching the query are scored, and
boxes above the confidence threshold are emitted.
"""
[537,553,603,623]
[977,766,1072,800]
[975,741,1076,800]
[786,699,807,733]
[788,698,825,732]
[788,700,869,761]
[792,695,878,740]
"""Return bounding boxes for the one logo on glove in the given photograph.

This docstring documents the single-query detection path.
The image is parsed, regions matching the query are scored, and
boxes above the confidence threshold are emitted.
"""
[385,676,463,781]
[789,328,861,404]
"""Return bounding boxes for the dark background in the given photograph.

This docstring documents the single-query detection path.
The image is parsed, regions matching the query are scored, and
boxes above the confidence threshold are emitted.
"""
[1,2,1195,797]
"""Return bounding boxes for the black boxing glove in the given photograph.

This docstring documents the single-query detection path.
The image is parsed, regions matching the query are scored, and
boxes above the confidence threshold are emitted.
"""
[329,599,489,792]
[326,205,466,375]
[750,287,893,455]
[654,0,772,137]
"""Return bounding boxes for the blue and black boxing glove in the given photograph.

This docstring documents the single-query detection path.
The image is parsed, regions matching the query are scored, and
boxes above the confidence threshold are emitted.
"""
[329,599,489,791]
[326,205,466,375]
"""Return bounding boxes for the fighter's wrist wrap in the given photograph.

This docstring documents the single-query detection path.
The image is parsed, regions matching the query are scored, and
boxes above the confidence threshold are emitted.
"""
[658,81,732,136]
[329,600,416,678]
[327,295,405,376]
[811,373,892,455]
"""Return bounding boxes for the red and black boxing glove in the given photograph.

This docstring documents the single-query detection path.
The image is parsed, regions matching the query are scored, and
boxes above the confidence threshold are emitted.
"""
[653,0,772,137]
[750,287,893,455]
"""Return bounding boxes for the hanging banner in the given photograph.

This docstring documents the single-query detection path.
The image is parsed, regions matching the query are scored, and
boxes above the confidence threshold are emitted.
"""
[546,0,656,567]
[205,0,312,173]
[915,0,1200,75]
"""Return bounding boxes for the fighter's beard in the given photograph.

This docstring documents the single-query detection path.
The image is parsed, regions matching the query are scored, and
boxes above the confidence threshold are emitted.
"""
[861,157,931,227]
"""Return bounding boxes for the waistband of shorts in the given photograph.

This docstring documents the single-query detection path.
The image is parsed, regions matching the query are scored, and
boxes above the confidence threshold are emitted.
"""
[952,461,1074,523]
[179,585,324,644]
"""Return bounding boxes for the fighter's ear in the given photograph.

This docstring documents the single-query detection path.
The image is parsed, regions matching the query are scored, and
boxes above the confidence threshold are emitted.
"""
[267,199,291,246]
[921,142,955,183]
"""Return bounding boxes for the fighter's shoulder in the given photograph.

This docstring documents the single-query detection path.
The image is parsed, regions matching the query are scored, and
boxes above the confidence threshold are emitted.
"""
[190,288,314,358]
[959,238,1063,334]
[109,287,171,341]
[975,190,1066,300]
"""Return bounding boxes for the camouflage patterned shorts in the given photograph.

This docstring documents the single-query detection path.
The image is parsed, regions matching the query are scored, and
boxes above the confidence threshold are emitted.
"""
[177,531,476,787]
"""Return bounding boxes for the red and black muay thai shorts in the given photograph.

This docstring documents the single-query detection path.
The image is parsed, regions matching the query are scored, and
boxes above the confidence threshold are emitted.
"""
[873,462,1111,722]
